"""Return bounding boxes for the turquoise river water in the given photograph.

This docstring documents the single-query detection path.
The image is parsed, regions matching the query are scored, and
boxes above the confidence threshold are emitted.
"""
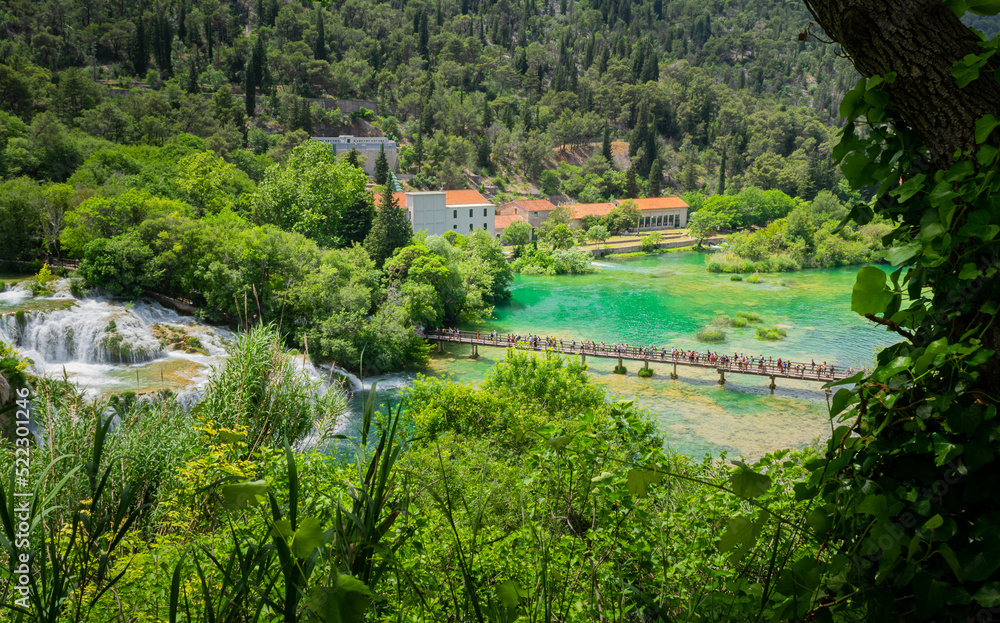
[418,250,897,458]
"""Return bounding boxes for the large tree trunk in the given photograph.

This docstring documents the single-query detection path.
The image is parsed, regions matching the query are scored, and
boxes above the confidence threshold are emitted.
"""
[803,0,1000,392]
[803,0,1000,167]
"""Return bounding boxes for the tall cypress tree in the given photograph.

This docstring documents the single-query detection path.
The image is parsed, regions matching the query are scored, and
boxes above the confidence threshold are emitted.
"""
[365,187,412,267]
[244,62,256,117]
[374,143,390,185]
[185,53,199,93]
[649,158,662,196]
[625,164,639,199]
[602,124,613,165]
[629,99,649,159]
[718,149,727,195]
[251,37,265,85]
[178,0,188,41]
[481,98,493,129]
[314,9,327,61]
[476,135,491,171]
[418,12,430,59]
[129,18,149,76]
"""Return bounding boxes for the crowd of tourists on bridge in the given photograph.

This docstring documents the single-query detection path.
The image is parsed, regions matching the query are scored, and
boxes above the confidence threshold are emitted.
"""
[428,328,858,379]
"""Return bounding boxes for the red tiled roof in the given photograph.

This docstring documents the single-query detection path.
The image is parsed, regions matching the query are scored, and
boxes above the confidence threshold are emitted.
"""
[508,199,557,212]
[564,203,616,219]
[372,191,408,209]
[495,214,527,229]
[622,196,689,211]
[444,189,490,206]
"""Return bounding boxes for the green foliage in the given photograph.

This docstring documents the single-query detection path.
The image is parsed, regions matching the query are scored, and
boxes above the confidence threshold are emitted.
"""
[512,245,594,275]
[641,230,663,252]
[200,324,346,452]
[637,366,653,377]
[250,141,368,248]
[500,219,531,249]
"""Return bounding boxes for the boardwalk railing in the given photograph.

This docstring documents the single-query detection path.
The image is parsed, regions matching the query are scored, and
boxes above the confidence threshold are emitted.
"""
[417,329,853,390]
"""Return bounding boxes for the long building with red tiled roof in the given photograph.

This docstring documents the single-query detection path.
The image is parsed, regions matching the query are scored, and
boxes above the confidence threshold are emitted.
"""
[564,202,617,222]
[614,196,689,229]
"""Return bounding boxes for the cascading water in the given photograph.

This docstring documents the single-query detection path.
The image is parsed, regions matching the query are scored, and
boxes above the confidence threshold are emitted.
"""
[0,280,233,395]
[2,299,165,365]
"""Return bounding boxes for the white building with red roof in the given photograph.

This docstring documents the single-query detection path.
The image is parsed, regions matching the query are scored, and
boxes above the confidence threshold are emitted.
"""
[374,189,494,236]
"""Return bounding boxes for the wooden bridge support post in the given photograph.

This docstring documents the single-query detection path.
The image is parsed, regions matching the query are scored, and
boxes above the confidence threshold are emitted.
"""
[437,339,443,353]
[671,362,678,379]
[718,369,725,385]
[644,360,649,371]
[470,344,479,359]
[769,375,776,392]
[581,353,586,365]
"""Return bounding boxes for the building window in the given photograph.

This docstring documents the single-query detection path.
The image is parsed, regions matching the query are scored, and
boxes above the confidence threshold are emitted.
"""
[453,210,457,218]
[484,223,487,229]
[469,209,473,218]
[453,225,458,230]
[483,208,487,217]
[469,223,473,231]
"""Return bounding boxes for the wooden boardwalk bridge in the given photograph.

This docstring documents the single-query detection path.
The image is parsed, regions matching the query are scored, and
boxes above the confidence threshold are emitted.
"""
[417,329,853,391]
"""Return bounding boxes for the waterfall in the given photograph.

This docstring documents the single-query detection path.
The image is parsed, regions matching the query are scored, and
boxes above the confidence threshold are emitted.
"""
[1,299,164,365]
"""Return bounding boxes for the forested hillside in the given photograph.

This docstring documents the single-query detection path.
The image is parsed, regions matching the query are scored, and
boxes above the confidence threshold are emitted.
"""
[0,0,856,198]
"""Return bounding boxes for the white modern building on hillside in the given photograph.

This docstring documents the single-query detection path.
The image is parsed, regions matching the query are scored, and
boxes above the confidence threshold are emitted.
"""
[312,135,397,176]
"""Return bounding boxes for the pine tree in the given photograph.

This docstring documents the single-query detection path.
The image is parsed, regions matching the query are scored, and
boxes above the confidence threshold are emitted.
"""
[718,149,727,195]
[648,158,662,196]
[374,143,390,185]
[625,164,639,199]
[314,9,327,61]
[365,187,412,267]
[436,0,443,26]
[602,124,613,165]
[346,147,361,169]
[340,192,375,245]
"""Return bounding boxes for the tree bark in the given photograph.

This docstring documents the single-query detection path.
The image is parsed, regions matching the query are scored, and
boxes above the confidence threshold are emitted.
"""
[804,0,1000,393]
[803,0,1000,167]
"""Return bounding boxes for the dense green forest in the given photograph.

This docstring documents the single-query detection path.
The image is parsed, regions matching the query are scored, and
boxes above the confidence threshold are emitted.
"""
[0,0,856,197]
[0,0,881,369]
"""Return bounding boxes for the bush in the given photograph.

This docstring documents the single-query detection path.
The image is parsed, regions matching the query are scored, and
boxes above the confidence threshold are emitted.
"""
[730,274,743,281]
[696,327,727,342]
[736,311,762,322]
[613,364,627,374]
[747,273,764,284]
[641,231,663,252]
[637,367,653,377]
[755,326,787,341]
[732,317,748,328]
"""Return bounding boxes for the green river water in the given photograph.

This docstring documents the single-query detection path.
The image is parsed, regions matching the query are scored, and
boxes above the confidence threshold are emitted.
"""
[419,250,897,459]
